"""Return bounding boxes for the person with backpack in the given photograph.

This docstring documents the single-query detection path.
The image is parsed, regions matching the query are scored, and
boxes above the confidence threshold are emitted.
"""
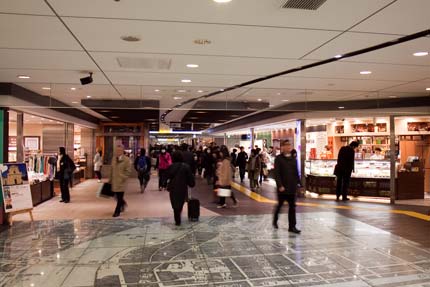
[166,151,195,226]
[134,148,151,193]
[157,147,172,191]
[57,146,76,203]
[230,148,238,179]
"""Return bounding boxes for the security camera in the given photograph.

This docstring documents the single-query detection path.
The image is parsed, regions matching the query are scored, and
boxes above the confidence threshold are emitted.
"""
[80,72,93,85]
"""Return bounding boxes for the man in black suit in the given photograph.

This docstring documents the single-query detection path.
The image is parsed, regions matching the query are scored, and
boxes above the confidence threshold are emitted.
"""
[334,141,359,201]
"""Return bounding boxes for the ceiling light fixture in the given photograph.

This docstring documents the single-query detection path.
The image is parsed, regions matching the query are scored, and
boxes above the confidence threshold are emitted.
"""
[86,95,91,98]
[426,88,430,91]
[71,87,76,91]
[257,98,262,102]
[177,89,186,93]
[197,90,204,93]
[389,95,397,98]
[213,0,232,3]
[338,106,345,109]
[334,54,343,59]
[173,96,183,100]
[413,51,428,57]
[181,79,192,83]
[186,64,199,68]
[17,75,30,79]
[154,89,160,92]
[120,35,141,42]
[42,87,51,90]
[282,99,289,102]
[72,101,78,104]
[360,71,372,75]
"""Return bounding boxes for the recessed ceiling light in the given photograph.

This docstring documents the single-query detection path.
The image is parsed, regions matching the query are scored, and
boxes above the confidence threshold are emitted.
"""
[196,111,207,114]
[426,88,430,91]
[413,51,428,57]
[120,35,141,42]
[277,93,281,96]
[111,116,119,119]
[338,106,345,109]
[86,95,91,98]
[334,54,343,59]
[181,79,192,83]
[31,116,35,118]
[154,89,160,92]
[360,71,372,75]
[389,95,397,98]
[17,75,30,79]
[70,87,76,91]
[257,98,262,102]
[173,96,183,100]
[282,99,289,102]
[42,87,51,90]
[197,90,204,93]
[213,0,232,3]
[186,64,199,68]
[72,101,78,104]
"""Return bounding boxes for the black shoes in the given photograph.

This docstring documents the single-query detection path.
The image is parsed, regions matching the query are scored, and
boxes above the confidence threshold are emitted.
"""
[288,227,301,234]
[343,198,350,201]
[59,199,70,203]
[112,212,120,217]
[273,222,279,229]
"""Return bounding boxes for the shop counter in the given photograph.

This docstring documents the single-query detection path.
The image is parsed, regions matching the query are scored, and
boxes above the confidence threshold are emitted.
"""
[305,159,391,197]
[396,171,424,200]
[30,180,54,206]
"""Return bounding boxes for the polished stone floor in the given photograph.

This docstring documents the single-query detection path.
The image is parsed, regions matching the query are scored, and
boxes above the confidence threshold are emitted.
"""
[1,212,430,287]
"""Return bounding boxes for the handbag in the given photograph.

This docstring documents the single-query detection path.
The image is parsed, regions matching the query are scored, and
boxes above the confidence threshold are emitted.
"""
[216,186,232,197]
[97,183,114,198]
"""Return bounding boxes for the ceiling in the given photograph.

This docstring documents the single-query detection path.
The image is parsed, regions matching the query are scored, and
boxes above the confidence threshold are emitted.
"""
[1,0,429,129]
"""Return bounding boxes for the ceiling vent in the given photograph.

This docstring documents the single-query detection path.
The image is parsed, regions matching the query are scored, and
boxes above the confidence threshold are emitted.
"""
[117,57,172,70]
[281,0,327,10]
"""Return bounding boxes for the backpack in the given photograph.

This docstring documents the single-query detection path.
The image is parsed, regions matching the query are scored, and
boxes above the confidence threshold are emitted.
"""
[137,156,147,172]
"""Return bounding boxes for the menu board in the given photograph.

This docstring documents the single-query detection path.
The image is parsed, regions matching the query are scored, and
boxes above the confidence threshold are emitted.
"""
[0,163,33,213]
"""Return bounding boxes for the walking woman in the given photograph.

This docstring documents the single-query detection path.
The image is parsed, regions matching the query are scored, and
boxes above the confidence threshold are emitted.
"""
[247,149,261,191]
[217,147,237,208]
[57,147,75,203]
[157,147,172,191]
[166,151,195,226]
[94,147,103,183]
[110,144,131,217]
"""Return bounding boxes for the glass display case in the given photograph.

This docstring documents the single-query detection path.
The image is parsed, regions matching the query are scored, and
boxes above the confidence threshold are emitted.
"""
[305,159,390,179]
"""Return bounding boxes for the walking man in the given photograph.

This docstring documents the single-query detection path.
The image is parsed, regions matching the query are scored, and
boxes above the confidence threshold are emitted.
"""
[273,140,301,233]
[334,141,359,201]
[134,148,151,193]
[236,146,248,183]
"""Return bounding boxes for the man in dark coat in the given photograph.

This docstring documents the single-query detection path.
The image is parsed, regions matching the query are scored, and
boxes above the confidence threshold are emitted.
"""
[334,141,359,201]
[166,151,196,226]
[134,148,151,193]
[180,143,196,175]
[236,146,248,183]
[273,141,301,233]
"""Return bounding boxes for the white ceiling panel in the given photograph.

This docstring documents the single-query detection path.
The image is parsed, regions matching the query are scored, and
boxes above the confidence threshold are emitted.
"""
[50,0,392,32]
[91,51,311,75]
[352,0,430,35]
[0,14,81,50]
[0,0,53,15]
[64,17,338,58]
[0,49,97,70]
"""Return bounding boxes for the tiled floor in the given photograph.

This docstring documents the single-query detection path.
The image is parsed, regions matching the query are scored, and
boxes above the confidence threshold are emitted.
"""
[1,213,430,286]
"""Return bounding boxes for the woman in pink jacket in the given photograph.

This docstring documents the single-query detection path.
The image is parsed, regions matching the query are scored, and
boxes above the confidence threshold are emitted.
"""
[158,147,172,191]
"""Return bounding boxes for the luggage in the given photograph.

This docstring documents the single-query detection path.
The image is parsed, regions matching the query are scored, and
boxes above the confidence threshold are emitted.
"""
[188,198,200,221]
[97,183,114,198]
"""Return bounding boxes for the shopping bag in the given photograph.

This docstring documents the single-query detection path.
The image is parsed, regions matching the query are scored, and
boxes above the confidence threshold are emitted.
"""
[97,183,115,198]
[217,188,232,197]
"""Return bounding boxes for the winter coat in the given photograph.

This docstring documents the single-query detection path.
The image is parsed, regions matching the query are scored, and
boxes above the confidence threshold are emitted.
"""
[334,146,355,177]
[58,154,76,180]
[93,153,103,171]
[166,162,195,210]
[274,153,300,195]
[158,153,172,170]
[216,158,232,187]
[110,155,131,192]
[247,155,261,180]
[236,151,248,168]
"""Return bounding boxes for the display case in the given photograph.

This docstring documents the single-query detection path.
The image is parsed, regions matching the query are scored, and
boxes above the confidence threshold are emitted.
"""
[305,159,392,197]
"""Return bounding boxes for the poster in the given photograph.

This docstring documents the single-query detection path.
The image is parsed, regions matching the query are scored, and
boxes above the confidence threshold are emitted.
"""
[0,163,33,213]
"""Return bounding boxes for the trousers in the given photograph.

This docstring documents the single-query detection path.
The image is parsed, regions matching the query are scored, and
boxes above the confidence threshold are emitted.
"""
[114,192,125,214]
[336,173,351,200]
[59,177,70,202]
[273,193,297,228]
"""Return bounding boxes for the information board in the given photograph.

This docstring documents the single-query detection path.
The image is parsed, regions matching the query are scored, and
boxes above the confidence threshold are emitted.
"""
[0,163,33,213]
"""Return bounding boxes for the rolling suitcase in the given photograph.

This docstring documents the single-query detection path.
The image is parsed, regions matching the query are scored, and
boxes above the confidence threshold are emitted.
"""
[188,188,200,221]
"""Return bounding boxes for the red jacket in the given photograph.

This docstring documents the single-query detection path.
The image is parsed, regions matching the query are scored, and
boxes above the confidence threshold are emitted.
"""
[158,153,172,170]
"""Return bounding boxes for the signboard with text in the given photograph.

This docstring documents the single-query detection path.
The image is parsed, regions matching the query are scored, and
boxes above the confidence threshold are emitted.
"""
[0,163,33,213]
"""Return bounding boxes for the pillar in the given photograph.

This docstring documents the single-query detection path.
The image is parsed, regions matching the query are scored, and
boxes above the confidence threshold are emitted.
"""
[16,112,24,163]
[143,123,150,153]
[250,128,255,150]
[65,123,74,158]
[389,115,396,204]
[296,120,306,186]
[0,108,8,225]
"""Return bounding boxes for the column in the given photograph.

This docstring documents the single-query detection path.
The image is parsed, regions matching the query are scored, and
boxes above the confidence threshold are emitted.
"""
[296,120,306,186]
[0,108,9,225]
[143,123,150,152]
[389,115,396,204]
[65,123,74,158]
[224,133,227,146]
[16,112,24,163]
[250,128,255,150]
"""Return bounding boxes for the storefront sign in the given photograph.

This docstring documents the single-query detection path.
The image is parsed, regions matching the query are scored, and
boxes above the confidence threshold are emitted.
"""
[0,163,33,213]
